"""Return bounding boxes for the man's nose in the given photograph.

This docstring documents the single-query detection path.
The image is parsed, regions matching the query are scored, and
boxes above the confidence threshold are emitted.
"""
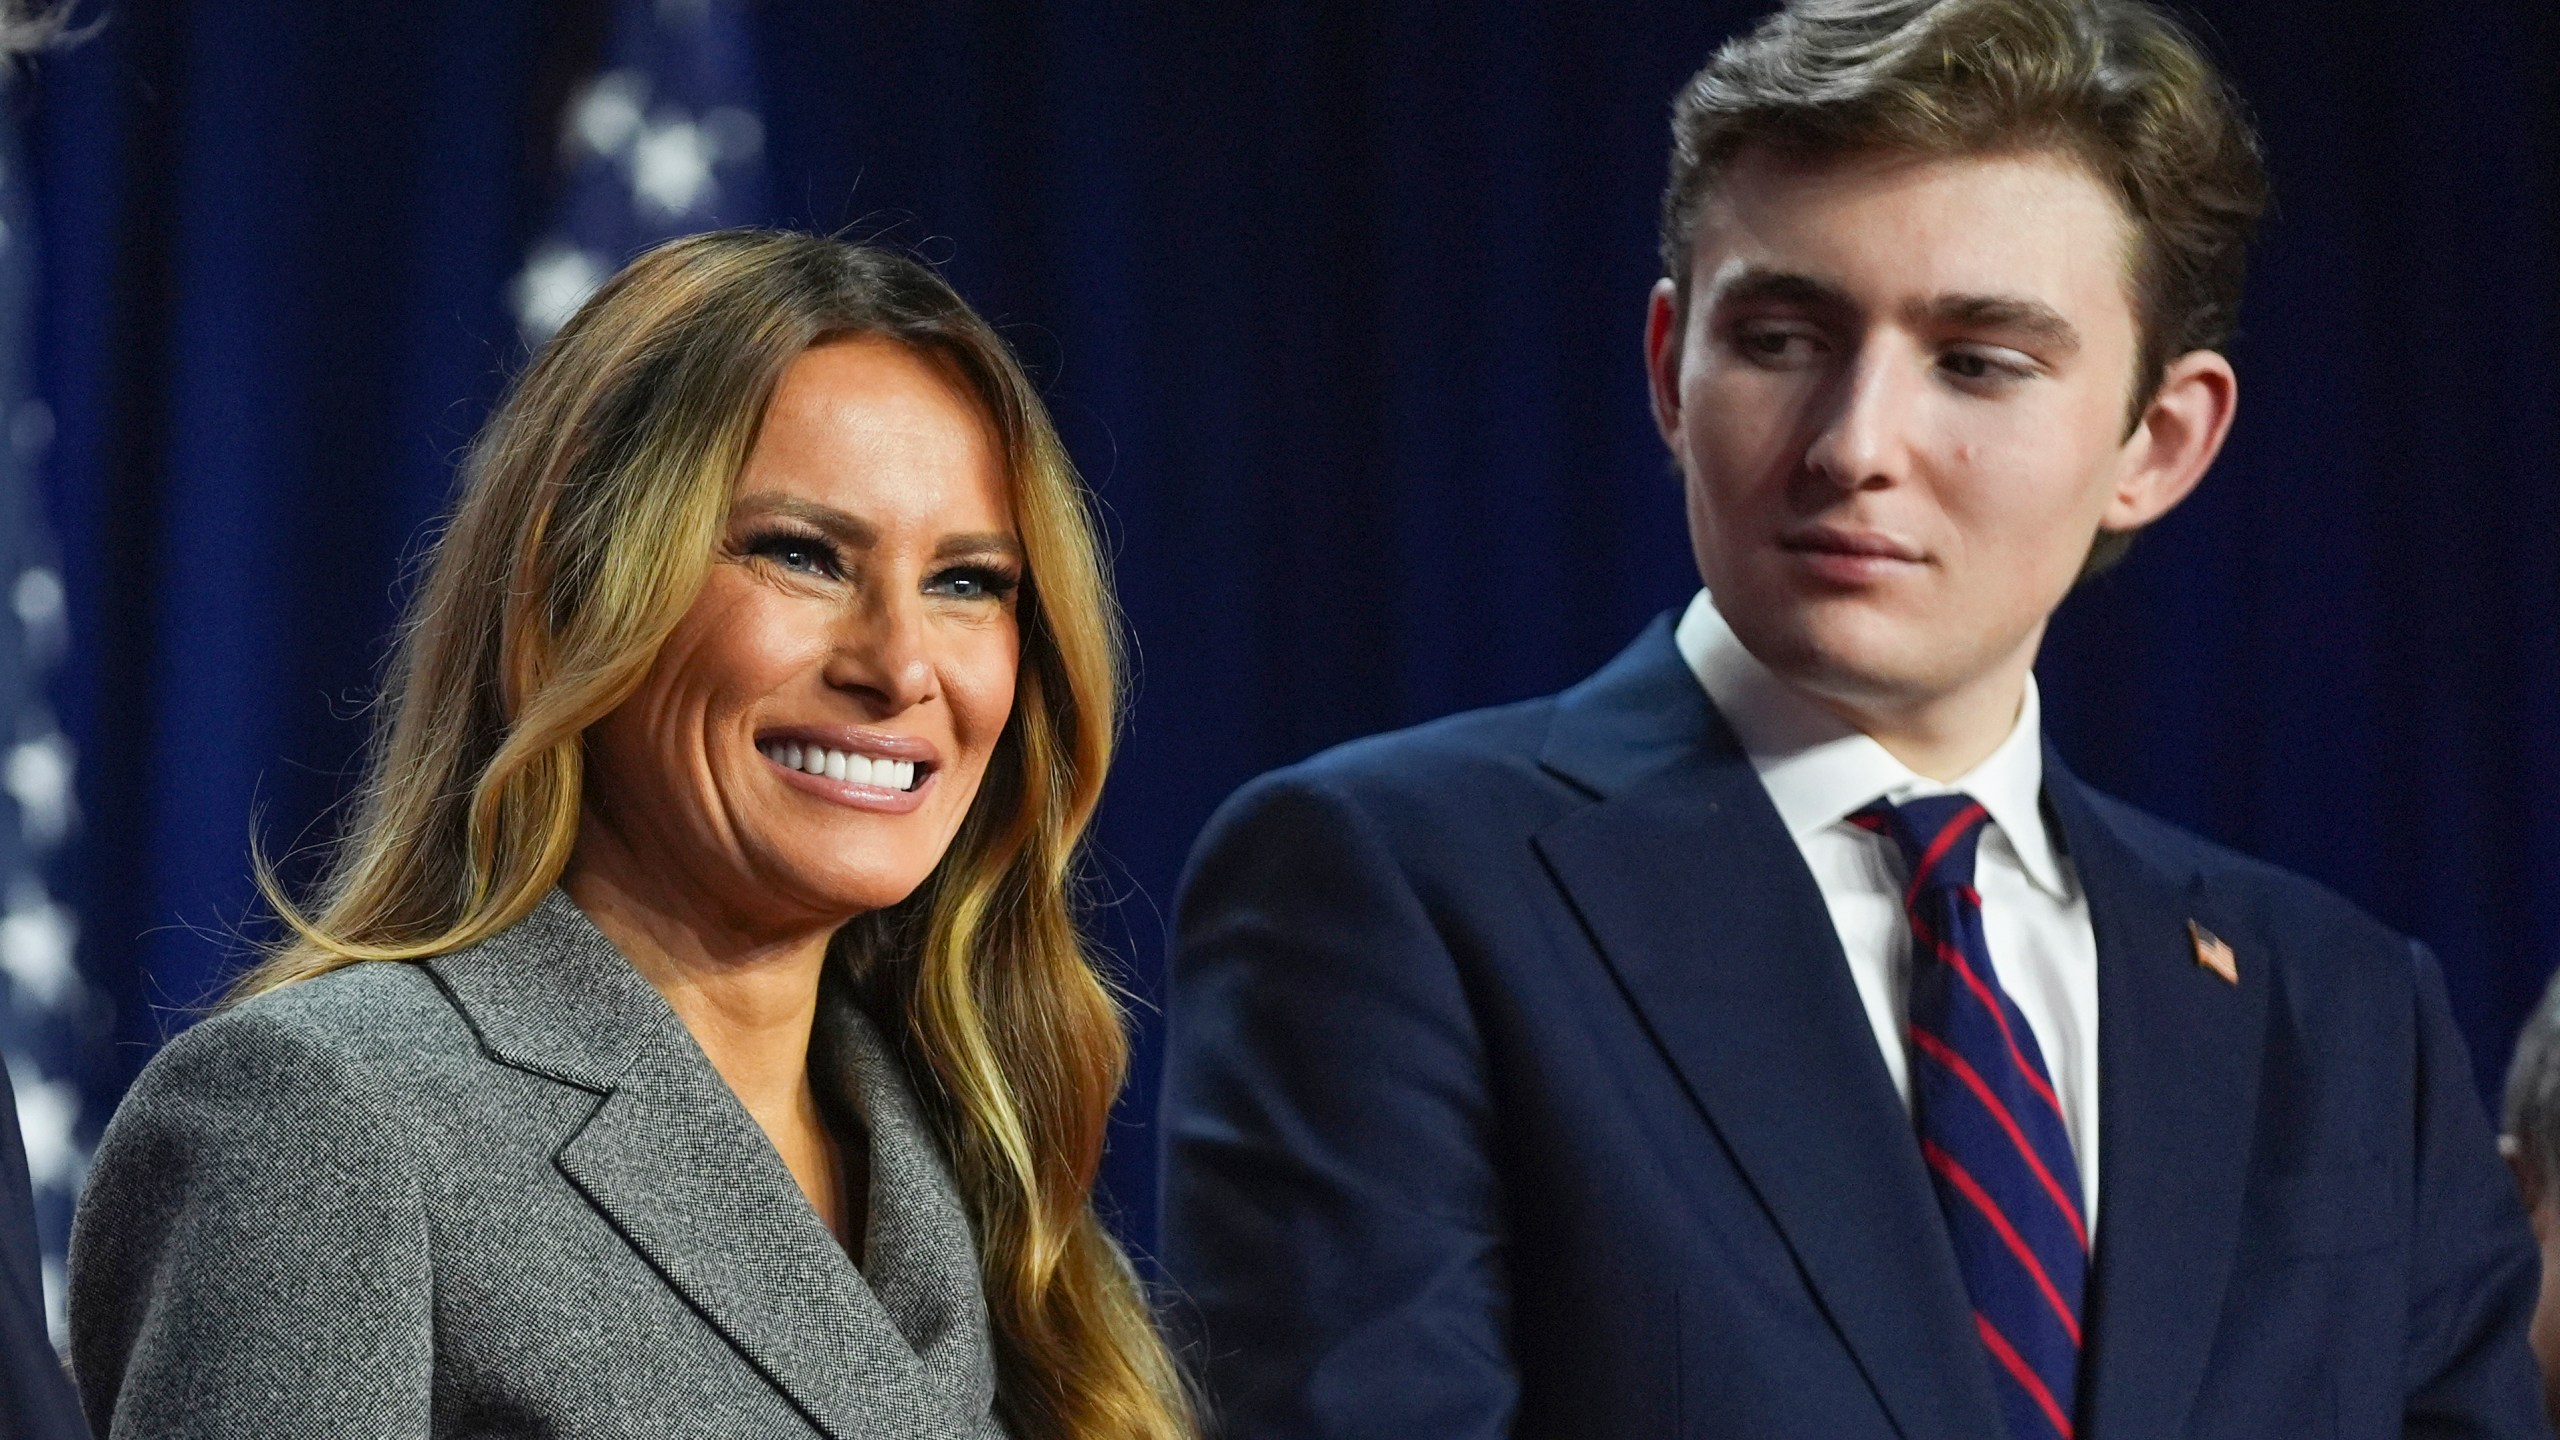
[1799,338,1919,493]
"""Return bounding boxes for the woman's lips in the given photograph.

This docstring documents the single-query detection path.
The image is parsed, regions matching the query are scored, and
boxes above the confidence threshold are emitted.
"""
[755,730,936,814]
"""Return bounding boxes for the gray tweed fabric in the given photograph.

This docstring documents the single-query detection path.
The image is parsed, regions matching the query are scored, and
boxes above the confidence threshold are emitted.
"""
[68,888,1014,1440]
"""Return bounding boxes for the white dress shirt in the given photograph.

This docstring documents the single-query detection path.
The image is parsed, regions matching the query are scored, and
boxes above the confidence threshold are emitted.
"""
[1673,590,2103,1226]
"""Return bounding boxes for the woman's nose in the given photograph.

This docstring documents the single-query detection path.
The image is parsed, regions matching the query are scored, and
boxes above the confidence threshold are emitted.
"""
[826,590,935,715]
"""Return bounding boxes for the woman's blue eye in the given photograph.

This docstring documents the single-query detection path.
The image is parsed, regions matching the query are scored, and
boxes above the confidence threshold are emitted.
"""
[929,566,1019,601]
[744,531,840,577]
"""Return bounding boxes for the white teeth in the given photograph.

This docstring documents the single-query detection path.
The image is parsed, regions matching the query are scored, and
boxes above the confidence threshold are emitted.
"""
[762,741,922,791]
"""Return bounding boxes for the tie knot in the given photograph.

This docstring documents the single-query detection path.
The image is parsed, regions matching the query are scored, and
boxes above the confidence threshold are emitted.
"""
[1850,793,1991,896]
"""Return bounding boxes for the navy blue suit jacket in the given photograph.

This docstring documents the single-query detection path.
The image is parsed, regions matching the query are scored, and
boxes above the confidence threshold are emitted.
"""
[2,1063,86,1439]
[1159,616,2549,1439]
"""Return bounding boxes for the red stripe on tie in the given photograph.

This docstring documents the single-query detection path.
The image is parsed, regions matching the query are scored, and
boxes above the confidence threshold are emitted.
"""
[1908,1027,2089,1251]
[1922,1140,2082,1346]
[1903,801,1989,908]
[1975,1312,2075,1438]
[1914,912,2069,1123]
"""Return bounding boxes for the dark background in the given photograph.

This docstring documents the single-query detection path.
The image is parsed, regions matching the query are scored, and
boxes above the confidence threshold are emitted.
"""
[28,0,2560,1256]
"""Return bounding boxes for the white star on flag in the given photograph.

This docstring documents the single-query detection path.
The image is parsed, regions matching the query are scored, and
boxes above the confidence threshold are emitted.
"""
[631,118,719,217]
[510,243,610,346]
[509,0,767,347]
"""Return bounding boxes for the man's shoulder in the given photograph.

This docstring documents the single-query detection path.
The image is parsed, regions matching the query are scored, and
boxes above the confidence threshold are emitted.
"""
[1197,614,1698,857]
[2069,781,2417,971]
[1219,692,1579,847]
[1301,692,1565,788]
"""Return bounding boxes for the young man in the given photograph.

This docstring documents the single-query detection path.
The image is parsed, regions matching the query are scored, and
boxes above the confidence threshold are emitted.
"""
[1158,1,2550,1436]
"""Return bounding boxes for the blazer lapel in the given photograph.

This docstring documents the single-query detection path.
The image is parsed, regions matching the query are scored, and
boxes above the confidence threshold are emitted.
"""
[2049,765,2267,1440]
[427,891,971,1440]
[810,979,1002,1425]
[1531,620,2003,1440]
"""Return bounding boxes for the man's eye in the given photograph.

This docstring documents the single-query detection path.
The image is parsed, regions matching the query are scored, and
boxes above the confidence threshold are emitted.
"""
[1939,348,2032,385]
[1733,325,1822,366]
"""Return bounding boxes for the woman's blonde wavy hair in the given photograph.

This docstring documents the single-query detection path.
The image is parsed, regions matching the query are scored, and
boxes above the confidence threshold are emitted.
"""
[234,229,1192,1440]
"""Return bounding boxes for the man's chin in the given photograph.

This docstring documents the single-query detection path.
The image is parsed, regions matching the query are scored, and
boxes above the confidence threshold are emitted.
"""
[1730,607,1937,703]
[1781,655,1942,719]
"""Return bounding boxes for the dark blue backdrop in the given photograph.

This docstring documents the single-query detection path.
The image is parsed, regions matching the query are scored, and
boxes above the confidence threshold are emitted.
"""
[28,1,2560,1257]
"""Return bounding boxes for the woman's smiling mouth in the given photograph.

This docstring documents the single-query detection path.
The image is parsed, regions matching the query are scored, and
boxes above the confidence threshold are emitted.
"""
[755,728,939,812]
[760,739,924,791]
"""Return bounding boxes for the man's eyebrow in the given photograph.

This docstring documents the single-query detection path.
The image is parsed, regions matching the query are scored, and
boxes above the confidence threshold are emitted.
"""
[1909,293,2083,355]
[1706,266,1854,313]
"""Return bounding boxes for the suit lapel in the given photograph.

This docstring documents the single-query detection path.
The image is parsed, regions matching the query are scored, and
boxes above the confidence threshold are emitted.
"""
[2050,767,2267,1440]
[1532,621,2003,1440]
[427,891,970,1440]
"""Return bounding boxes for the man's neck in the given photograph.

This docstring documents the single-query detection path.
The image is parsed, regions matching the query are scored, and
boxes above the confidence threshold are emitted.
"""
[1676,591,2039,783]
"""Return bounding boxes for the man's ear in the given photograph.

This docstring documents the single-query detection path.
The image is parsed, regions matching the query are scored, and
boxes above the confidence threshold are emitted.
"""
[2103,347,2238,531]
[1645,278,1686,449]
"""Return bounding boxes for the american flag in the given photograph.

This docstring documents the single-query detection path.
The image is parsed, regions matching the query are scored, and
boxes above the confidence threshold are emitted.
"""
[0,50,95,1344]
[511,0,770,346]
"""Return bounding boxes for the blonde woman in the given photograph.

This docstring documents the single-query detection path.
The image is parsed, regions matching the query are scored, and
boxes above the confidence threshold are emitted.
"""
[66,232,1191,1440]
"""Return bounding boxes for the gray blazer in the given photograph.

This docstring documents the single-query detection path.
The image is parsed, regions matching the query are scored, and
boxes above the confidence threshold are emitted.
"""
[68,890,1012,1439]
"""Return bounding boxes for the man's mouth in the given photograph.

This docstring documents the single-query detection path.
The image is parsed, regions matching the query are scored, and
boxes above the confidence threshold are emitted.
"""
[1778,524,1926,563]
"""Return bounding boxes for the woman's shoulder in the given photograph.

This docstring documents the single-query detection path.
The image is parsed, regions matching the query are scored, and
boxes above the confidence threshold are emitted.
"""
[70,965,462,1435]
[73,965,464,1299]
[114,961,476,1134]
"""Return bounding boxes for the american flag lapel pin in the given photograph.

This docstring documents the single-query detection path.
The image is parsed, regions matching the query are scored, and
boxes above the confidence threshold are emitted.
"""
[2188,919,2238,985]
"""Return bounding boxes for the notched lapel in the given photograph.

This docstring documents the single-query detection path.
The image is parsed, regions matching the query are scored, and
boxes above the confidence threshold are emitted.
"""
[430,891,975,1440]
[812,986,1001,1424]
[1533,647,2005,1440]
[557,1030,962,1440]
[2050,773,2269,1440]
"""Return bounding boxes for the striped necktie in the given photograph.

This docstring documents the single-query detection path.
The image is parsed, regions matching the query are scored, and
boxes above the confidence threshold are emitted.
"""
[1851,794,2087,1440]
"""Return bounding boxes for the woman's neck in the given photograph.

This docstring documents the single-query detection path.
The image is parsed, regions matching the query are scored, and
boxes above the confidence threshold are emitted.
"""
[561,835,853,1243]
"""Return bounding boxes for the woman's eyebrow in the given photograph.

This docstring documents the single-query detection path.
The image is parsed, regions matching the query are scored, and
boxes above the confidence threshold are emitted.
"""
[730,492,877,546]
[935,532,1023,563]
[734,494,1020,563]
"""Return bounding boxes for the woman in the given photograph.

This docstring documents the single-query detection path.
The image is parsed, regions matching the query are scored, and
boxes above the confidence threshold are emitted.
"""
[67,232,1192,1440]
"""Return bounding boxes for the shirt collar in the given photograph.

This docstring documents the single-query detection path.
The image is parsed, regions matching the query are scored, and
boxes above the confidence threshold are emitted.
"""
[1672,589,2072,899]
